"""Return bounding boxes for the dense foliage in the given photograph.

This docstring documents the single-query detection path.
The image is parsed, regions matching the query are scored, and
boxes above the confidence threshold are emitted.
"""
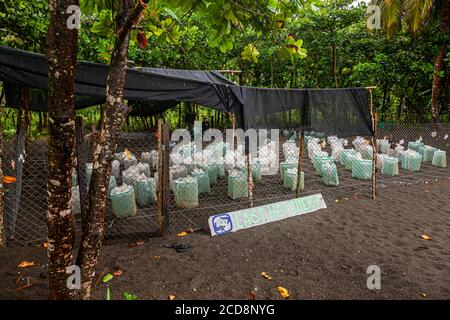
[1,0,449,136]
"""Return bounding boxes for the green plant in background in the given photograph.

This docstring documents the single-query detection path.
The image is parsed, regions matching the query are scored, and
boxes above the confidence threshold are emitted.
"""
[241,44,260,63]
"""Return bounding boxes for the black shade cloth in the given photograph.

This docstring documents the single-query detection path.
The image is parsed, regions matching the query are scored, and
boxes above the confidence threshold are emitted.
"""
[0,46,373,136]
[230,86,372,136]
[0,45,236,113]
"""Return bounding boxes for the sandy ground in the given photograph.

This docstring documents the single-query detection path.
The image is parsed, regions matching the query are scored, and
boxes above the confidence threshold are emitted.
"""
[1,178,449,300]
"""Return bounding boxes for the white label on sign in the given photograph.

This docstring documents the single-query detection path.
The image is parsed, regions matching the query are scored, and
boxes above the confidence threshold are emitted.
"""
[208,193,327,236]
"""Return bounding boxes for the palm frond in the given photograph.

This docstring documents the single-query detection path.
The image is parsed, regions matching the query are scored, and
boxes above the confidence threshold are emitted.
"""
[378,0,404,37]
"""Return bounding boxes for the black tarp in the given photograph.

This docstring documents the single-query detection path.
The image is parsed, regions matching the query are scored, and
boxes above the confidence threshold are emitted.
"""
[0,46,373,136]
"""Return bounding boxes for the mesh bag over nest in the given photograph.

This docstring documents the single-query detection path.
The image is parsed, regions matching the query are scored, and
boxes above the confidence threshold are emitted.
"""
[201,163,219,185]
[322,161,339,186]
[314,156,334,176]
[252,160,262,182]
[419,145,437,163]
[174,176,199,209]
[107,175,117,199]
[340,149,356,167]
[408,141,424,153]
[381,156,399,177]
[280,161,297,180]
[283,168,304,191]
[352,159,373,180]
[228,170,248,200]
[432,150,447,168]
[111,160,121,180]
[86,163,93,188]
[191,169,210,194]
[345,153,362,171]
[401,152,422,172]
[72,169,78,187]
[110,184,137,218]
[133,175,156,206]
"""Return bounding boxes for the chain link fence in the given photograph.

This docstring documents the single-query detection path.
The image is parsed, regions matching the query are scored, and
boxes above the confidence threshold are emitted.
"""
[1,122,449,246]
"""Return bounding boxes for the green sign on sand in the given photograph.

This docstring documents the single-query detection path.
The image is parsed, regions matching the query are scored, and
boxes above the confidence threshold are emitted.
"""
[208,194,327,236]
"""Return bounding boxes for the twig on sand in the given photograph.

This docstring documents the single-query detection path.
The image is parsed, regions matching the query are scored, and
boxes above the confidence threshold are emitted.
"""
[15,272,22,285]
[94,270,107,289]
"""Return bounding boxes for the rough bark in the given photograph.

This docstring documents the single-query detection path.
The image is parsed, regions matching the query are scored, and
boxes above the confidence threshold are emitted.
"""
[75,116,88,229]
[76,0,149,300]
[46,0,79,300]
[431,0,450,122]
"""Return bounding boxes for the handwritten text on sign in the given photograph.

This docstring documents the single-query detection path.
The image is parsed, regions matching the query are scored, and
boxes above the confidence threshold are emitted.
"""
[208,194,327,236]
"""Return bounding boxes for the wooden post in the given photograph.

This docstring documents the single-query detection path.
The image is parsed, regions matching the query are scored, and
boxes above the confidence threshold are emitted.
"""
[368,88,377,200]
[296,131,305,197]
[75,116,88,230]
[23,87,30,176]
[247,152,254,208]
[157,120,170,234]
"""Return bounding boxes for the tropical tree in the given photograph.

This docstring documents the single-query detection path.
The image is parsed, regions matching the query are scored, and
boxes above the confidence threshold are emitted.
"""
[74,0,302,300]
[46,0,79,299]
[379,0,450,121]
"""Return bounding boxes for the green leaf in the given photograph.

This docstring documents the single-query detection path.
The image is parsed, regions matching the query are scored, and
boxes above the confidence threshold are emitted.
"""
[124,292,138,300]
[241,44,260,64]
[103,273,114,283]
[163,8,179,21]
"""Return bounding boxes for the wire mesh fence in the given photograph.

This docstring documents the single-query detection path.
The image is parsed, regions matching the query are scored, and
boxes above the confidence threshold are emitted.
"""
[1,122,449,246]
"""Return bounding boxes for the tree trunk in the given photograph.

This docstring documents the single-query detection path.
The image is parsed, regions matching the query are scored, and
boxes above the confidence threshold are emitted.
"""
[332,42,338,88]
[38,111,43,132]
[76,0,149,300]
[43,112,48,129]
[431,0,450,122]
[46,0,79,300]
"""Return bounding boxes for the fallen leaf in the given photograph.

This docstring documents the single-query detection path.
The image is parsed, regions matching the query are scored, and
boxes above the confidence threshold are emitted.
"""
[420,234,432,241]
[124,148,133,160]
[277,286,290,299]
[168,294,176,300]
[421,293,427,298]
[128,240,145,248]
[113,270,122,276]
[3,176,17,184]
[177,232,188,237]
[124,291,138,300]
[17,261,36,268]
[343,197,349,200]
[103,273,114,283]
[248,290,256,300]
[335,199,339,203]
[261,272,272,281]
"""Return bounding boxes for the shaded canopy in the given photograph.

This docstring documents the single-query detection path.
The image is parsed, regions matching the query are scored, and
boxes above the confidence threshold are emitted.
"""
[0,46,373,136]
